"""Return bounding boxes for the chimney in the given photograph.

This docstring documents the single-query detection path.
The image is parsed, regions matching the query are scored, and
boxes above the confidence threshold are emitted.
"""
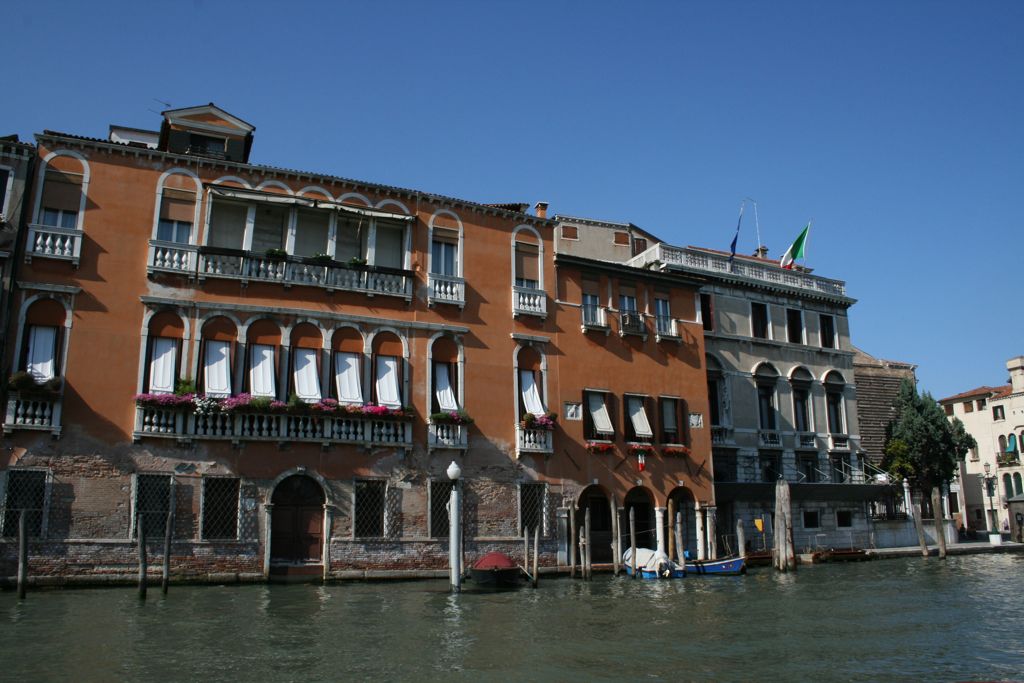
[534,202,548,219]
[1008,356,1024,394]
[754,245,769,259]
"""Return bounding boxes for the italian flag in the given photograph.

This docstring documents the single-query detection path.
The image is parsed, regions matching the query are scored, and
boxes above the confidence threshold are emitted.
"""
[780,223,810,270]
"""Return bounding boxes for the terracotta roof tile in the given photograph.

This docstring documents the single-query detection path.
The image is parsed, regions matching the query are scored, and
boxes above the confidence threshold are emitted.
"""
[938,385,1010,403]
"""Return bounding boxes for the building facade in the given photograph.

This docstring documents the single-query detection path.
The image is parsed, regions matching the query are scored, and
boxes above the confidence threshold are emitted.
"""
[0,105,713,582]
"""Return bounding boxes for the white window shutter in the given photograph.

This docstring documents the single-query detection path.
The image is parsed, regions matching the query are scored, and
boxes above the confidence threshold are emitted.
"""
[293,348,322,402]
[588,393,614,435]
[26,326,57,382]
[148,337,177,394]
[434,363,459,411]
[203,340,232,397]
[520,370,546,416]
[375,355,402,408]
[334,352,363,404]
[628,396,653,438]
[249,344,276,398]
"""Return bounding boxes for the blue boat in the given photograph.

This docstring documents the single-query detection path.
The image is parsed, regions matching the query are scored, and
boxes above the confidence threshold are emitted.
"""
[686,556,746,576]
[622,548,685,579]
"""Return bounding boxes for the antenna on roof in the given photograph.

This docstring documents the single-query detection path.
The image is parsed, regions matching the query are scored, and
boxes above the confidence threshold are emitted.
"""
[147,98,172,115]
[744,197,762,254]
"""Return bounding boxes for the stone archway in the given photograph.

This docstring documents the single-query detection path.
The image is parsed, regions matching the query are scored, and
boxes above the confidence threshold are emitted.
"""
[668,487,699,560]
[577,485,613,563]
[270,474,326,567]
[624,487,657,550]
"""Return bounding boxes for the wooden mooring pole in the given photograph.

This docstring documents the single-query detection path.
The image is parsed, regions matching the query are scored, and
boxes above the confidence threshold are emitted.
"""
[667,498,676,564]
[584,506,592,581]
[569,506,577,578]
[17,510,28,600]
[611,499,620,576]
[532,526,539,588]
[629,507,637,578]
[161,506,173,595]
[736,518,746,559]
[137,515,147,599]
[674,511,684,566]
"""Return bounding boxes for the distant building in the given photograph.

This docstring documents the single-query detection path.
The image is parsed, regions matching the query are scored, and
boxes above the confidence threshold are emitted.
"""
[851,347,917,468]
[939,356,1024,533]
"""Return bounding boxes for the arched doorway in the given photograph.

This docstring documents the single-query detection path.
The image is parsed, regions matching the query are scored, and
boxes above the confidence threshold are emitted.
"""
[577,486,613,563]
[624,487,656,550]
[668,487,698,559]
[270,475,326,566]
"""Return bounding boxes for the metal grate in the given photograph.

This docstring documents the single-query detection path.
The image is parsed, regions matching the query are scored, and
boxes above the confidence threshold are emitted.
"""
[520,482,547,537]
[135,473,172,539]
[430,481,454,538]
[202,477,240,540]
[2,469,47,538]
[354,480,386,538]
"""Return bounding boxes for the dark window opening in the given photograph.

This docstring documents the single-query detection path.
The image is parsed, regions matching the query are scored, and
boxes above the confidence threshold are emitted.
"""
[803,510,820,529]
[135,474,172,539]
[837,510,853,528]
[819,314,836,348]
[430,481,454,538]
[520,483,546,536]
[751,303,769,339]
[202,477,239,540]
[700,293,714,331]
[354,480,386,538]
[786,309,803,344]
[2,470,46,537]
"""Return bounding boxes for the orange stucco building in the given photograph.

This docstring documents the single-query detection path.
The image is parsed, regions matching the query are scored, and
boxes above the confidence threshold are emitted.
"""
[1,105,712,581]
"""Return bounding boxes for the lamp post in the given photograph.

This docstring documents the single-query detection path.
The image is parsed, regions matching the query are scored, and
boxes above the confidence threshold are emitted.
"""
[982,462,997,535]
[447,460,462,593]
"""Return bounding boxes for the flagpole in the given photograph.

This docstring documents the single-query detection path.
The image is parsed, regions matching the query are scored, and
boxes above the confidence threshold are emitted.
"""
[744,197,760,256]
[804,219,813,267]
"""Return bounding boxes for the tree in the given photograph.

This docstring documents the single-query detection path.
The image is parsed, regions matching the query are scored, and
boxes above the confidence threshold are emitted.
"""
[881,379,973,558]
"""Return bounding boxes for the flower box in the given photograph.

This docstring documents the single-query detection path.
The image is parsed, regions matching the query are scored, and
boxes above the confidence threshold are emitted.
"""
[430,410,475,425]
[520,411,558,431]
[586,441,615,454]
[628,443,656,457]
[662,445,691,457]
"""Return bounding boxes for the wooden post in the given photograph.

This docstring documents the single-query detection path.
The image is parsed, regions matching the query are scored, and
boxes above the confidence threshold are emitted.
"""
[584,506,592,580]
[674,511,685,565]
[569,506,577,579]
[17,510,28,600]
[629,507,637,578]
[161,506,173,595]
[773,480,786,572]
[932,486,947,560]
[611,498,620,576]
[667,498,676,564]
[532,526,540,588]
[736,518,746,559]
[524,528,529,572]
[137,514,147,600]
[911,495,930,558]
[578,526,585,578]
[779,480,796,571]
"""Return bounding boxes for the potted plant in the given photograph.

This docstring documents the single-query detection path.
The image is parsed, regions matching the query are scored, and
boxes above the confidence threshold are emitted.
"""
[521,411,558,430]
[430,409,474,425]
[134,392,195,409]
[311,253,334,265]
[662,445,691,457]
[628,443,656,457]
[264,248,288,261]
[347,256,368,267]
[8,371,63,397]
[586,441,615,454]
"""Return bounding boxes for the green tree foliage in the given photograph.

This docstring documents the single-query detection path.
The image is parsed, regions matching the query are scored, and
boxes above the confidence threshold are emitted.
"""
[882,379,971,493]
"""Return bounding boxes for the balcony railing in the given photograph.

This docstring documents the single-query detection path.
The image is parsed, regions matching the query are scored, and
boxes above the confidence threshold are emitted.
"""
[628,243,848,298]
[134,406,412,446]
[711,426,732,445]
[428,273,466,308]
[655,316,680,342]
[26,224,81,267]
[997,454,1021,467]
[581,304,609,333]
[428,422,469,450]
[759,430,781,447]
[797,432,818,449]
[618,311,646,338]
[830,434,850,451]
[516,425,553,456]
[512,285,547,318]
[4,394,62,437]
[148,246,416,299]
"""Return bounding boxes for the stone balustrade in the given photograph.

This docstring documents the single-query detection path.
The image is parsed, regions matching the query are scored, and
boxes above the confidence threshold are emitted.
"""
[428,274,466,307]
[512,285,547,318]
[4,395,63,437]
[516,425,553,456]
[26,224,82,266]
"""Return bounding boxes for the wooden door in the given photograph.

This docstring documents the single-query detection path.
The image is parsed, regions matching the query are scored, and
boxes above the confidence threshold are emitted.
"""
[270,475,325,563]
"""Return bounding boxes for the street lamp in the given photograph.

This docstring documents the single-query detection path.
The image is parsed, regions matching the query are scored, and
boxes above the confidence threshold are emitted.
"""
[447,461,462,592]
[982,462,997,534]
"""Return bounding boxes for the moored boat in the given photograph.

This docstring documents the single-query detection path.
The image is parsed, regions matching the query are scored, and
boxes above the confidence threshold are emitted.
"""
[622,548,685,579]
[686,556,746,575]
[469,551,524,587]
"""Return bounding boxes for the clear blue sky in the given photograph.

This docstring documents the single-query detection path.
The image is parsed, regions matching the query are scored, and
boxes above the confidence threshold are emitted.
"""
[6,1,1022,398]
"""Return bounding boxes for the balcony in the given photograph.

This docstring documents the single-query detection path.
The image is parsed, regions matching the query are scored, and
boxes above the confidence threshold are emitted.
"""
[512,285,546,318]
[997,453,1021,468]
[759,430,781,447]
[516,425,553,456]
[796,432,818,449]
[830,434,850,451]
[25,224,82,267]
[428,273,466,308]
[134,406,412,447]
[654,316,680,343]
[618,311,647,339]
[711,426,733,445]
[4,394,62,437]
[428,422,469,450]
[581,304,609,334]
[145,246,414,300]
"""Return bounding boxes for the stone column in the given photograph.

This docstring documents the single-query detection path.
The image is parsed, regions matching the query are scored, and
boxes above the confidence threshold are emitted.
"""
[707,507,718,559]
[655,506,667,555]
[903,479,912,515]
[695,502,706,561]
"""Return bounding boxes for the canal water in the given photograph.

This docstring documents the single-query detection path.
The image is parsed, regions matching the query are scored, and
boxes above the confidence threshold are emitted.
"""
[1,554,1021,682]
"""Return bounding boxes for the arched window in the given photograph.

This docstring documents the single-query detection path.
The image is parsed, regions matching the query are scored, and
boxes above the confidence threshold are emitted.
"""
[1007,433,1019,455]
[19,299,67,385]
[430,336,461,414]
[200,317,237,397]
[145,311,184,394]
[331,328,364,405]
[290,323,323,402]
[516,346,546,419]
[245,319,281,398]
[35,154,86,231]
[1014,472,1023,497]
[790,367,814,433]
[513,233,540,290]
[155,173,199,245]
[1003,474,1013,499]
[371,331,405,408]
[754,363,779,430]
[998,435,1008,453]
[824,371,847,435]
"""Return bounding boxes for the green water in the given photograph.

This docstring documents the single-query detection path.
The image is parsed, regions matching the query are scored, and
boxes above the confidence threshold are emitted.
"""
[1,554,1022,682]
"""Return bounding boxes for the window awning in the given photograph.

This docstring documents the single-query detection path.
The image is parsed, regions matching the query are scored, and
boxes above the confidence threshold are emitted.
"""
[149,337,177,394]
[375,355,402,408]
[520,370,546,416]
[435,363,459,412]
[334,352,362,405]
[208,186,316,207]
[320,201,414,222]
[293,348,321,402]
[249,344,276,398]
[627,396,653,438]
[588,393,614,435]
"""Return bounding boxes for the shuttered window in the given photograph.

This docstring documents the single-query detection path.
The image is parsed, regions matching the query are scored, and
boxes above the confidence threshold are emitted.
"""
[375,355,402,407]
[519,370,545,416]
[148,337,178,394]
[334,352,363,404]
[292,348,321,402]
[203,340,232,397]
[249,344,276,398]
[434,362,459,411]
[627,395,653,439]
[26,326,57,382]
[587,392,614,436]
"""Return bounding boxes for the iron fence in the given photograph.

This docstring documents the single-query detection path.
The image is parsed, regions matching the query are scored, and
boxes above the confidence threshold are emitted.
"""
[520,483,548,537]
[201,477,240,540]
[430,481,454,538]
[354,480,386,538]
[1,469,47,538]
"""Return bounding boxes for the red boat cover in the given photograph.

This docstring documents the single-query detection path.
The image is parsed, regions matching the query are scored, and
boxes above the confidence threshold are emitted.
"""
[473,551,517,570]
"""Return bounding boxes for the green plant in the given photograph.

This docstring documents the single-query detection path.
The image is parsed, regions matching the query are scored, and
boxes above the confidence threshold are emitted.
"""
[430,409,474,425]
[264,248,288,260]
[348,256,368,267]
[311,253,334,265]
[175,377,196,395]
[8,371,61,394]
